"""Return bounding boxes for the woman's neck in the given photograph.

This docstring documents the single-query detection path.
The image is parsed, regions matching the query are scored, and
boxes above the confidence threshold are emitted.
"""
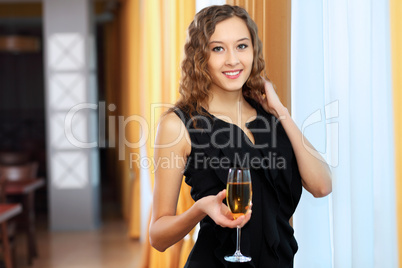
[207,88,245,114]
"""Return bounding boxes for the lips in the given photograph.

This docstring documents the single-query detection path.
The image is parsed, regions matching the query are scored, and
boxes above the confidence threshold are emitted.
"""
[222,69,242,79]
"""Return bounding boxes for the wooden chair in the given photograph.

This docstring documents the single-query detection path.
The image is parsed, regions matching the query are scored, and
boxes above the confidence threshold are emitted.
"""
[0,162,38,181]
[0,175,21,268]
[0,162,41,265]
[0,151,31,166]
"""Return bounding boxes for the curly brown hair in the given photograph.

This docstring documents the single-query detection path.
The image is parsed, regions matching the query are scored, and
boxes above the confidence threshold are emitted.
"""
[175,4,266,119]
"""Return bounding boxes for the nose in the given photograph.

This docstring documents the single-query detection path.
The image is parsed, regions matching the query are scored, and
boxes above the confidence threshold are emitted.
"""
[225,49,240,66]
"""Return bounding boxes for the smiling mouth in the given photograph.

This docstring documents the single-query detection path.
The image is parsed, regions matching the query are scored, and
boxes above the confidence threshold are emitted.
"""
[222,70,242,79]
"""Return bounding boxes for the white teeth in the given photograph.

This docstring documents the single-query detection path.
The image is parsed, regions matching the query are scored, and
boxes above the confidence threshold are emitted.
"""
[224,71,240,76]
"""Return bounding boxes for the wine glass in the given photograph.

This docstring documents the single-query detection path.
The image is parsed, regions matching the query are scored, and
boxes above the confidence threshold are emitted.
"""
[224,167,252,263]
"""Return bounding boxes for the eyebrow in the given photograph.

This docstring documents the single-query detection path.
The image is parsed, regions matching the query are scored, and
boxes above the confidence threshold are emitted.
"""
[209,37,250,45]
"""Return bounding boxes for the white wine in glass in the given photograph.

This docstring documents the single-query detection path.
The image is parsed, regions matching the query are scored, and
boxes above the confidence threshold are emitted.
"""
[224,167,252,263]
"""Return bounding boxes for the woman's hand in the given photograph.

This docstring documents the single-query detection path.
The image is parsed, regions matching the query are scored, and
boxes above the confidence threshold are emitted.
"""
[198,189,252,228]
[257,80,332,198]
[258,78,287,119]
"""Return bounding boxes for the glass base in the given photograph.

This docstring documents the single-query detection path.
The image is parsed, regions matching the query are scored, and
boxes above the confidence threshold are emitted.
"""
[224,253,252,263]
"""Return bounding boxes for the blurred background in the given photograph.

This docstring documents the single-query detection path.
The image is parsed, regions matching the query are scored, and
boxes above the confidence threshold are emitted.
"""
[0,0,401,267]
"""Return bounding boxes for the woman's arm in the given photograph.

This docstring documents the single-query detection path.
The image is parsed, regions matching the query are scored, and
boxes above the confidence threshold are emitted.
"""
[149,112,251,252]
[259,80,332,197]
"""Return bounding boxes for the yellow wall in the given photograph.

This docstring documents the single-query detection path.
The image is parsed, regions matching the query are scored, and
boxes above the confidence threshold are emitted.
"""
[390,0,402,266]
[0,3,42,17]
[0,2,106,17]
[226,0,291,110]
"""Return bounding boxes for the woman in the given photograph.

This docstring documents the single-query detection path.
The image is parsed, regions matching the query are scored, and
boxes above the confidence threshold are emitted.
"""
[149,5,332,268]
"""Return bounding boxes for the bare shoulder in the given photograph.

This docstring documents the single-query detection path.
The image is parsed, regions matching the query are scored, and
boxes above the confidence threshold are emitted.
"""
[158,111,183,129]
[155,111,191,156]
[157,111,186,141]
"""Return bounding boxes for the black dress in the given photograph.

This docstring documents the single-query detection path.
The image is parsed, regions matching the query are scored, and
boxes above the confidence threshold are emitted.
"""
[174,99,303,268]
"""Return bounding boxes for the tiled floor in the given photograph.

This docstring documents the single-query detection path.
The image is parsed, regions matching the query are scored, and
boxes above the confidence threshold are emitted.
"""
[13,215,144,268]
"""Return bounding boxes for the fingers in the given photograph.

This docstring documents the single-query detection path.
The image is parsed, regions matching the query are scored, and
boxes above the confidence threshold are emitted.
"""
[240,209,252,228]
[215,216,242,228]
[217,189,226,201]
[217,210,252,229]
[213,190,252,228]
[231,212,252,228]
[264,81,275,94]
[237,209,252,228]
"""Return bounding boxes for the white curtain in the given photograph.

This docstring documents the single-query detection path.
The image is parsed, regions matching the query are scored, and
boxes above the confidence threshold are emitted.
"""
[196,0,226,12]
[291,1,398,268]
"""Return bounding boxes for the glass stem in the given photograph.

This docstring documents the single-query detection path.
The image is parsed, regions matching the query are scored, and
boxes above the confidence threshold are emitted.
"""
[235,226,241,255]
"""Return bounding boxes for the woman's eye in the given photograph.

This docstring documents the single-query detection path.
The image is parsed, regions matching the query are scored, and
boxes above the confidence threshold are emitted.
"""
[212,46,224,52]
[238,44,248,50]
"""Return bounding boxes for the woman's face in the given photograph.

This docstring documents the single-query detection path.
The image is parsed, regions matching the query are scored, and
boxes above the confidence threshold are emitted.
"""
[207,16,254,94]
